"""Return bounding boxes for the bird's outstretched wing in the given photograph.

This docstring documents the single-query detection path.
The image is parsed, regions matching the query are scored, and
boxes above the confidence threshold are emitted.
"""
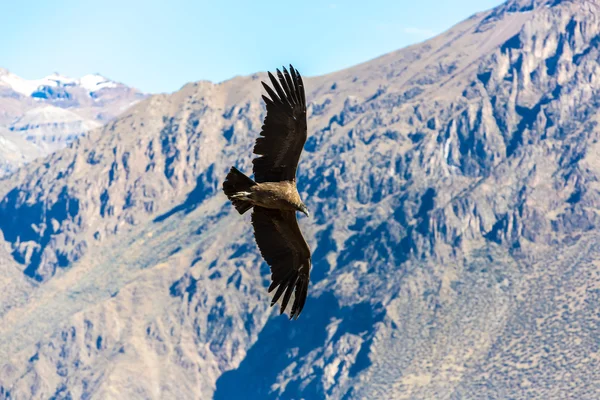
[253,65,307,183]
[251,207,311,319]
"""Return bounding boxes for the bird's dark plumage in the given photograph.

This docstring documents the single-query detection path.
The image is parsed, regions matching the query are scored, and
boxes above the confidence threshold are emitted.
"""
[222,65,311,320]
[251,207,310,319]
[253,66,307,183]
[223,166,256,215]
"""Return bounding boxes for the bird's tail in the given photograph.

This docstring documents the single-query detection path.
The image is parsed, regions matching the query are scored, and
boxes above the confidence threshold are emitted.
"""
[223,167,257,215]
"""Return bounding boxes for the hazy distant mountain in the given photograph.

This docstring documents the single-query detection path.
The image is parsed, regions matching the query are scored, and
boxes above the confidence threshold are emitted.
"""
[9,106,102,153]
[0,69,146,176]
[2,0,600,398]
[0,128,44,176]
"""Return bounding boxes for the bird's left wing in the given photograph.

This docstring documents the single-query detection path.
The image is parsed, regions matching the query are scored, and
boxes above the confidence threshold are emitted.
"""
[252,65,307,183]
[251,207,311,319]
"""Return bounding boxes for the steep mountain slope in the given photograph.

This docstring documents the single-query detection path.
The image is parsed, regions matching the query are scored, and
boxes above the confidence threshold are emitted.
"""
[0,70,146,176]
[9,106,101,152]
[0,128,44,177]
[1,0,600,398]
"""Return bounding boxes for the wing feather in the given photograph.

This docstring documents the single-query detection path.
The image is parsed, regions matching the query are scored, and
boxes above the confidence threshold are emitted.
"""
[281,66,299,104]
[290,274,309,320]
[261,81,282,106]
[271,277,290,305]
[293,66,306,108]
[280,277,297,314]
[268,71,290,107]
[251,207,311,319]
[289,66,301,103]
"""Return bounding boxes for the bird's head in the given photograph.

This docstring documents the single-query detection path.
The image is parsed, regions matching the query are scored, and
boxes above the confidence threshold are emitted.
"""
[298,204,310,218]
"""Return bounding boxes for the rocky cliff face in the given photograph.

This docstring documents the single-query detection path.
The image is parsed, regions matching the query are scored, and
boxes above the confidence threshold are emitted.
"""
[1,0,600,398]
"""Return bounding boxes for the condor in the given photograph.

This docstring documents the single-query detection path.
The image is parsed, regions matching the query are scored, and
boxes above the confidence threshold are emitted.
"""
[223,65,312,320]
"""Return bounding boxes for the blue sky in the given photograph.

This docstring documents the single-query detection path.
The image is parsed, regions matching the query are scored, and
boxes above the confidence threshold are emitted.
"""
[2,0,503,93]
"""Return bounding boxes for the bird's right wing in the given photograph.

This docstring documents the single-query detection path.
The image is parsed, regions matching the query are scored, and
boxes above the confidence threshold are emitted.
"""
[251,207,311,319]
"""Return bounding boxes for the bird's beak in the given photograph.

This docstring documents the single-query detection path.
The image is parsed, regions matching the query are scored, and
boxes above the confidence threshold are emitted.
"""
[300,206,310,218]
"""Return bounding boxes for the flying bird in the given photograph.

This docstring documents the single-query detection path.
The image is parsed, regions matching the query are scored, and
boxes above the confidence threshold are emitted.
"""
[222,65,311,320]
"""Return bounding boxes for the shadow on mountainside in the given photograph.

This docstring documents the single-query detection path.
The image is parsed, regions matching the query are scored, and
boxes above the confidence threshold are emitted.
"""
[153,164,218,223]
[214,292,384,400]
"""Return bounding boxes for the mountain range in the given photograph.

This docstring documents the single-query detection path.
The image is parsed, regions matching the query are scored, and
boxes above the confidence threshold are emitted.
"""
[0,70,145,176]
[1,0,600,398]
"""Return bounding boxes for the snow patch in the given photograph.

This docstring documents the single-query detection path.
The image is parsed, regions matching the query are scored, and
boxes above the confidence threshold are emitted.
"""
[79,74,118,92]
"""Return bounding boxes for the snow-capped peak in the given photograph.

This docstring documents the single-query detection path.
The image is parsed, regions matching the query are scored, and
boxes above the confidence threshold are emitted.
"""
[79,74,118,92]
[0,69,121,96]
